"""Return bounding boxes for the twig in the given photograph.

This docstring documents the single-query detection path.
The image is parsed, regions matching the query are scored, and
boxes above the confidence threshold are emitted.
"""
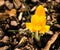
[42,32,60,50]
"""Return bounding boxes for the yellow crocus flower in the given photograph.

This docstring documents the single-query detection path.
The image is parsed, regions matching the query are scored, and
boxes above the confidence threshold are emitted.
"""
[26,5,50,34]
[35,5,46,16]
[39,25,50,34]
[31,15,46,26]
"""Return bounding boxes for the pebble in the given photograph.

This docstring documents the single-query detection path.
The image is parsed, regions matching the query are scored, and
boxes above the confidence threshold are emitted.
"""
[2,36,9,43]
[11,21,18,26]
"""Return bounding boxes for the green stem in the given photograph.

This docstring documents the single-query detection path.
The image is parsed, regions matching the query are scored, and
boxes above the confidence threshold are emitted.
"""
[35,31,40,41]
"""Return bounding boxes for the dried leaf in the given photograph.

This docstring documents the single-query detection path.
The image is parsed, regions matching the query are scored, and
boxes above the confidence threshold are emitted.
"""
[6,9,16,16]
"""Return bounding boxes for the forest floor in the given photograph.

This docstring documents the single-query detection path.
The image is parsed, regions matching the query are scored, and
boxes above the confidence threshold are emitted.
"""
[0,0,60,50]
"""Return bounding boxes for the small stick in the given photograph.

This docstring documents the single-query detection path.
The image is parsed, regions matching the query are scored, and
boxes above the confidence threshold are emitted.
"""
[42,32,60,50]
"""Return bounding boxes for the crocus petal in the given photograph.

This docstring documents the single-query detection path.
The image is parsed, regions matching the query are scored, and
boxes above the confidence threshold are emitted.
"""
[25,5,50,34]
[31,15,41,25]
[39,25,50,33]
[33,25,42,31]
[35,5,46,16]
[31,15,46,26]
[26,23,42,32]
[39,16,46,26]
[26,23,38,32]
[44,25,50,32]
[26,23,32,31]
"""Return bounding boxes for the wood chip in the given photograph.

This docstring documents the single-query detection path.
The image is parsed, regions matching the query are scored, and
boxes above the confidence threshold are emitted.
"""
[42,32,59,50]
[0,46,9,50]
[55,0,60,3]
[44,8,48,12]
[5,1,13,9]
[31,6,37,12]
[31,0,39,2]
[18,12,23,21]
[14,0,22,9]
[46,31,53,35]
